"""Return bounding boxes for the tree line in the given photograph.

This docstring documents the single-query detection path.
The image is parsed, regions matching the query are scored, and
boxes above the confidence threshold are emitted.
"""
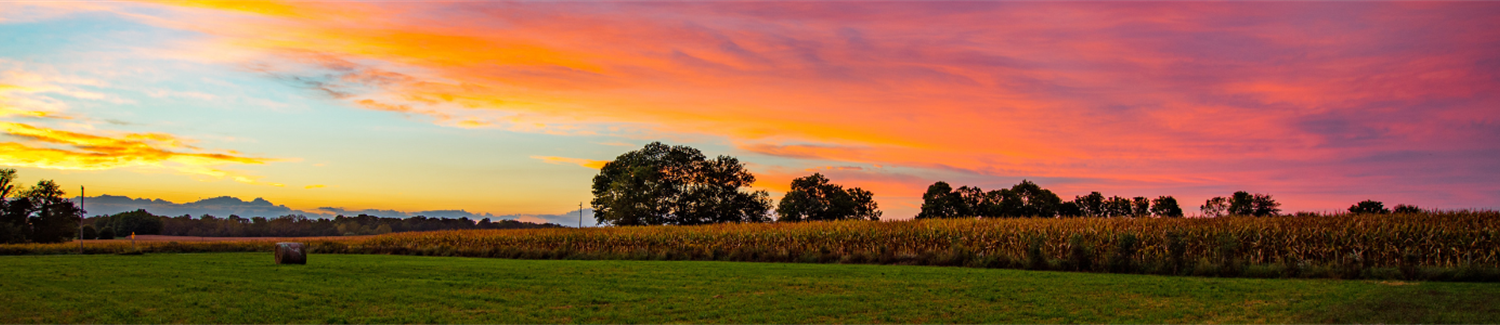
[78,211,564,238]
[3,168,564,243]
[590,142,881,226]
[589,142,1447,225]
[1,169,83,244]
[915,180,1282,218]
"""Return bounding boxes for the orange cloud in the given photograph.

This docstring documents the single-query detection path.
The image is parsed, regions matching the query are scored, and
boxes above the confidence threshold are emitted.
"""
[0,121,281,186]
[530,156,608,169]
[84,2,1500,210]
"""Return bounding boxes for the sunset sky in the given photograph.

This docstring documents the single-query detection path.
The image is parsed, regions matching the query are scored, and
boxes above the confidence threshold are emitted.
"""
[2,1,1497,221]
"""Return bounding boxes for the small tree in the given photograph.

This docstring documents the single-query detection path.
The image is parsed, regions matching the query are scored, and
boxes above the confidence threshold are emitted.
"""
[1104,196,1133,217]
[1393,204,1421,214]
[1150,196,1184,217]
[1227,191,1280,216]
[107,210,164,235]
[98,226,115,239]
[1130,197,1150,217]
[1251,193,1281,216]
[1201,197,1229,218]
[1073,192,1106,217]
[1349,200,1390,214]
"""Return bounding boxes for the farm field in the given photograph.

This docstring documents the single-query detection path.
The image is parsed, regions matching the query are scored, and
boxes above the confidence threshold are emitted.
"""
[2,253,1499,323]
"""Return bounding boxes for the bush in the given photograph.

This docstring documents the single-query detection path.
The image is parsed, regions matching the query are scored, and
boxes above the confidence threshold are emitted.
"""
[1025,236,1048,270]
[98,227,115,240]
[1400,249,1421,280]
[1066,234,1094,271]
[81,225,97,240]
[1166,232,1187,275]
[1107,233,1139,273]
[1216,234,1242,277]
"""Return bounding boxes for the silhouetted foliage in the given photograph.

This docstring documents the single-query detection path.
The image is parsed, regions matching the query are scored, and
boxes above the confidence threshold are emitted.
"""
[0,169,25,244]
[1058,201,1083,218]
[81,225,97,240]
[1066,234,1093,271]
[93,209,163,236]
[917,181,963,219]
[97,226,114,240]
[591,142,771,226]
[992,180,1064,218]
[1074,192,1106,217]
[19,179,81,243]
[776,173,881,222]
[1130,197,1150,217]
[1103,196,1133,218]
[1201,196,1229,217]
[1107,233,1140,273]
[1349,200,1390,214]
[1393,204,1421,214]
[1228,191,1281,216]
[919,180,1064,218]
[1151,196,1183,218]
[93,211,563,237]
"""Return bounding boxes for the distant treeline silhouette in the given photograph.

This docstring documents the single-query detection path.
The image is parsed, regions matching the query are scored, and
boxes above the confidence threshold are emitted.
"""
[82,210,563,238]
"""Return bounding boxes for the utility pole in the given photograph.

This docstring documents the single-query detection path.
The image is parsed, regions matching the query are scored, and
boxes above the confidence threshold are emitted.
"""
[78,186,84,254]
[578,202,583,228]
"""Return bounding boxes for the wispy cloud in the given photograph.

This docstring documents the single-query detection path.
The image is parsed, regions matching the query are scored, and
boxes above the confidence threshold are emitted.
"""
[17,1,1498,210]
[530,155,608,169]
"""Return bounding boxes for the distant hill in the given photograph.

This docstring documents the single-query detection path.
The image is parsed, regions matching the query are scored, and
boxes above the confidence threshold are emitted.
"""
[74,195,304,218]
[70,195,596,225]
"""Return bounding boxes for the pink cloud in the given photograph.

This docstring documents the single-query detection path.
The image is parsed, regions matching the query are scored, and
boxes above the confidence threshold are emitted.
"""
[65,2,1500,213]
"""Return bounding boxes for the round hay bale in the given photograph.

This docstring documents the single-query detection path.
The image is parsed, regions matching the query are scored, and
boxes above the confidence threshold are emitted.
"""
[275,242,307,265]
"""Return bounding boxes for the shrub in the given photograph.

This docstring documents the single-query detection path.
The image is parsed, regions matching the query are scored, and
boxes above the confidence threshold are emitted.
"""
[1106,233,1139,273]
[1025,236,1048,271]
[1166,232,1187,275]
[97,227,115,240]
[81,225,97,240]
[1066,234,1094,272]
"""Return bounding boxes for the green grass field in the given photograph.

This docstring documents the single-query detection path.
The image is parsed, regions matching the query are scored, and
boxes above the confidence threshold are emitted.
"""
[2,253,1498,323]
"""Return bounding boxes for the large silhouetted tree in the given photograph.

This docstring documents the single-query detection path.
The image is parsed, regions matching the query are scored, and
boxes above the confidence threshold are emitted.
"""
[591,142,771,226]
[917,181,963,219]
[22,180,81,243]
[776,173,880,222]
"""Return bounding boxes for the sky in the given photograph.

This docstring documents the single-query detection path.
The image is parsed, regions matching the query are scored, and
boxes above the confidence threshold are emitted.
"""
[1,1,1497,221]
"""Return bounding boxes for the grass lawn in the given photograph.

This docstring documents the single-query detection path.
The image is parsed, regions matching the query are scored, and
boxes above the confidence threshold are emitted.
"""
[2,253,1497,323]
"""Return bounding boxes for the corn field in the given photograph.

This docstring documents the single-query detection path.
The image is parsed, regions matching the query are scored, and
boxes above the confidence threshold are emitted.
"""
[4,211,1497,280]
